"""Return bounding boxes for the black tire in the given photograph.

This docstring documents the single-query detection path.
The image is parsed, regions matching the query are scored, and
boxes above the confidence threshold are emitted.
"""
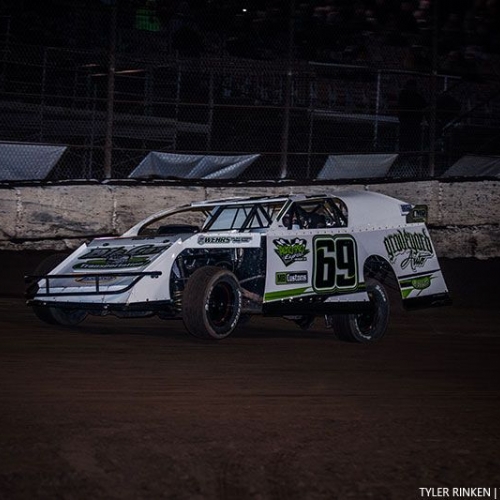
[31,253,87,327]
[328,279,389,343]
[182,266,242,340]
[294,315,315,330]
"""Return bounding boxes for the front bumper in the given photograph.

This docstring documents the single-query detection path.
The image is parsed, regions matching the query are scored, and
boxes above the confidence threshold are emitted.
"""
[27,298,177,316]
[25,270,162,298]
[25,270,176,316]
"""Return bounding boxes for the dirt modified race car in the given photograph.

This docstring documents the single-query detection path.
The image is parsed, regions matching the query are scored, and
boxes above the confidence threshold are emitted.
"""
[26,192,451,342]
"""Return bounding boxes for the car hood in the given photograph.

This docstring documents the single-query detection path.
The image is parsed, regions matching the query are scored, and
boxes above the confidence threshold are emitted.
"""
[68,236,178,272]
[33,236,179,294]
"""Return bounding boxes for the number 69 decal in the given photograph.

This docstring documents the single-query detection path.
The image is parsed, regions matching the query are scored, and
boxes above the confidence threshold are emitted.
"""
[313,235,359,293]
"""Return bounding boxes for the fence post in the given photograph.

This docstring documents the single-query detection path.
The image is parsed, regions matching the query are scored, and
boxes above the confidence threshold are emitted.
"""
[173,64,182,152]
[306,76,316,179]
[279,0,295,179]
[103,2,117,179]
[145,64,153,116]
[86,84,97,179]
[1,15,11,92]
[207,69,214,152]
[280,68,292,178]
[39,48,48,142]
[428,0,439,177]
[373,70,381,150]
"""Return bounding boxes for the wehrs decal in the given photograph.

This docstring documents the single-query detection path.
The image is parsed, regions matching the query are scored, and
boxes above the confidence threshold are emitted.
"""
[198,235,252,245]
[273,238,310,267]
[383,229,434,271]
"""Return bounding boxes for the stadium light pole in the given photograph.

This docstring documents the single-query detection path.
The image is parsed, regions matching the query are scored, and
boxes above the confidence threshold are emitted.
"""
[279,0,295,179]
[103,1,117,179]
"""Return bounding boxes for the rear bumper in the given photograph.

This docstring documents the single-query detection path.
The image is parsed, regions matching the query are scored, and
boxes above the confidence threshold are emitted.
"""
[403,292,452,310]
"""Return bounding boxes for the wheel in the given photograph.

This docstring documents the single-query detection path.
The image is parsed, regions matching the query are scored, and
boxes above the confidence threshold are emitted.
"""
[31,253,87,327]
[294,315,315,330]
[33,306,88,327]
[182,266,242,340]
[327,278,389,343]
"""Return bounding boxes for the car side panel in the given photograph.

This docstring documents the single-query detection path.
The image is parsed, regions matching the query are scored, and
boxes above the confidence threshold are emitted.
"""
[264,224,449,306]
[264,229,369,304]
[351,224,450,301]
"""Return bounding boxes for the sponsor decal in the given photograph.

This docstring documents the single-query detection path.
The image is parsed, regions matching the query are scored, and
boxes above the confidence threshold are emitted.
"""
[275,271,308,285]
[197,235,252,245]
[383,229,434,271]
[411,275,431,290]
[273,238,310,267]
[73,244,170,270]
[400,274,433,298]
[400,204,412,215]
[74,275,117,284]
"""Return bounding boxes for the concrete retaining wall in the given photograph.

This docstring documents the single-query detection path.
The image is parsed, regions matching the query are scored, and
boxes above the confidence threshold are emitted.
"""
[1,181,498,258]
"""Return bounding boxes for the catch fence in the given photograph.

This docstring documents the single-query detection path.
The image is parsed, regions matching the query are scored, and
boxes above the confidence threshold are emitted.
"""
[1,38,499,182]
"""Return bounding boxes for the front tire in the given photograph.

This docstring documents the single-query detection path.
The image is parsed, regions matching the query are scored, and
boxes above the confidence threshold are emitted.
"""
[328,278,389,343]
[31,253,87,327]
[182,267,242,340]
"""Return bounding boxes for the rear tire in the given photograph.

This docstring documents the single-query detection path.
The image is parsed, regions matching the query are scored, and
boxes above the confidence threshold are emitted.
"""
[328,278,389,343]
[182,267,242,340]
[31,253,87,327]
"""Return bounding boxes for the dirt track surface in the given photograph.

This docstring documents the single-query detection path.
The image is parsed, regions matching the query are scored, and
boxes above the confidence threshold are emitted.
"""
[1,254,500,499]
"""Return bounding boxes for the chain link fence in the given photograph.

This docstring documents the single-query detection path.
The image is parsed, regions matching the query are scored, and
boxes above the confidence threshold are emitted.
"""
[1,8,500,182]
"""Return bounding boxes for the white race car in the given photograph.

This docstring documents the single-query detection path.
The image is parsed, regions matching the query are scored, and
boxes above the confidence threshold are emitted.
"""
[26,192,451,342]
